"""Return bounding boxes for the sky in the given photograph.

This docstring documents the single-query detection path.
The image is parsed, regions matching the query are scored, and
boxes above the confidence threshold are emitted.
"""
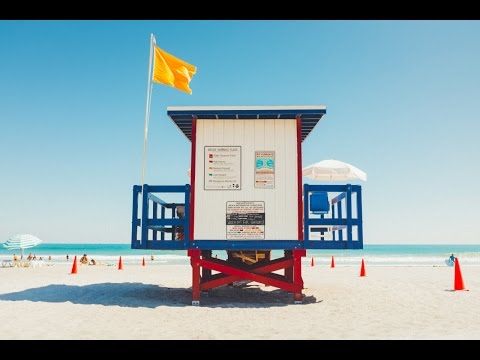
[1,20,479,245]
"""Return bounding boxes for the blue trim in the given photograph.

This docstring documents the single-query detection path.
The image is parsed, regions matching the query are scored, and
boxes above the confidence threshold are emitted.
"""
[331,203,336,241]
[148,218,184,226]
[148,193,168,206]
[306,219,360,226]
[152,202,158,240]
[160,206,165,240]
[167,108,326,142]
[167,108,326,117]
[130,185,141,247]
[346,184,353,243]
[337,194,343,241]
[131,239,363,250]
[141,184,149,249]
[186,240,362,250]
[357,186,363,244]
[331,192,346,204]
[145,185,188,193]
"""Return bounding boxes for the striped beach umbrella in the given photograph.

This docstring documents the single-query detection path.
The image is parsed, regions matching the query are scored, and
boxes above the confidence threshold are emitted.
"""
[3,234,43,257]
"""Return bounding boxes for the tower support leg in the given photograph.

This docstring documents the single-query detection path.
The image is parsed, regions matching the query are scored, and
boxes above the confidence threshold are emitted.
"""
[201,250,212,296]
[293,249,305,304]
[190,250,201,306]
[189,250,304,305]
[284,250,293,283]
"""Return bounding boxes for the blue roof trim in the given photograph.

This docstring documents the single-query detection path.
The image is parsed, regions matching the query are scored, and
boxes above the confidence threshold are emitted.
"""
[167,108,326,142]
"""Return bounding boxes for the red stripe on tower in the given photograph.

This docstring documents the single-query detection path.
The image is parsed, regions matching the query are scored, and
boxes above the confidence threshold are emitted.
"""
[296,116,303,241]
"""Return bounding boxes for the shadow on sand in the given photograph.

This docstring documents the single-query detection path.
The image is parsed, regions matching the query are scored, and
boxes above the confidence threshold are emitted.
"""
[0,282,320,308]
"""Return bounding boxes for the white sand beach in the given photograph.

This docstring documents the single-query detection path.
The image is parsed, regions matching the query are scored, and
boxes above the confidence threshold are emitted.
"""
[0,263,479,340]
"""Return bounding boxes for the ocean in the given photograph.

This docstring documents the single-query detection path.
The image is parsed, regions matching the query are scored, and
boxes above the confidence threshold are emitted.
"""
[1,243,480,267]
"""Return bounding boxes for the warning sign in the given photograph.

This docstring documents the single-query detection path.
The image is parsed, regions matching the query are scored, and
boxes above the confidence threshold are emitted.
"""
[204,146,241,190]
[255,151,275,189]
[226,201,265,240]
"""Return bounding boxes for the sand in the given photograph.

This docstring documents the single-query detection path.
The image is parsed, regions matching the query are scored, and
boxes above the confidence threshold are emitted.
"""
[0,263,479,339]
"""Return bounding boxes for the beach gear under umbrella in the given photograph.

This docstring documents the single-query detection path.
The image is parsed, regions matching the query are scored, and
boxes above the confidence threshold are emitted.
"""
[302,159,367,181]
[2,234,43,257]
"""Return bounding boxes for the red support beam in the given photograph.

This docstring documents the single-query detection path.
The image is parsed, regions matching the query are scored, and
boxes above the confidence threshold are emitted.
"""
[204,256,294,275]
[199,258,301,293]
[191,252,201,305]
[201,250,212,281]
[201,274,241,291]
[284,250,293,283]
[296,116,304,241]
[251,258,294,274]
[295,117,305,302]
[200,258,295,291]
[203,256,292,272]
[293,250,304,303]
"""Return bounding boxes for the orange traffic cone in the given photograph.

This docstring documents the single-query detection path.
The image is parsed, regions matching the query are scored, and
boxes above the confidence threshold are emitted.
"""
[118,256,123,270]
[331,256,335,268]
[360,258,366,277]
[454,258,466,291]
[70,255,77,274]
[311,257,314,267]
[142,257,146,267]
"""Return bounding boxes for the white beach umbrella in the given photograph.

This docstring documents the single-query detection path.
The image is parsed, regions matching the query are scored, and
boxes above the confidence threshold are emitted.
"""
[2,234,43,257]
[302,159,367,181]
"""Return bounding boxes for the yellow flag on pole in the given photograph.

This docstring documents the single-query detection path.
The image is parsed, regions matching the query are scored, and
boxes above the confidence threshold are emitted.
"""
[152,45,197,94]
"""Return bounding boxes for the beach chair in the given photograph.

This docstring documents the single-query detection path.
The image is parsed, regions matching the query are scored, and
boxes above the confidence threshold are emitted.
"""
[31,260,45,268]
[310,191,331,240]
[310,191,330,215]
[2,260,14,268]
[14,260,31,267]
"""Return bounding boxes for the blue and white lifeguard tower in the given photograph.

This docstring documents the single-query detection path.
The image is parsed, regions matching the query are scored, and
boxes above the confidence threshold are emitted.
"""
[131,106,363,305]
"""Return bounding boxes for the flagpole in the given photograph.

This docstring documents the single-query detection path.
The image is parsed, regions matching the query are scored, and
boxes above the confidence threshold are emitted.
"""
[141,34,155,187]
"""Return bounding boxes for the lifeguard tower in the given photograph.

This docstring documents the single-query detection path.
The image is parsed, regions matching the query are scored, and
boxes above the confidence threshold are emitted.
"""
[131,106,363,305]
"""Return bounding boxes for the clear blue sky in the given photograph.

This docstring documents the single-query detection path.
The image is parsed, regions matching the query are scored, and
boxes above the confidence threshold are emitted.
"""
[1,20,479,244]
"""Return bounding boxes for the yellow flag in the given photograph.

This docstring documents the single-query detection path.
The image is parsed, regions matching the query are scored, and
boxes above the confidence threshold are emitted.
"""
[152,45,197,94]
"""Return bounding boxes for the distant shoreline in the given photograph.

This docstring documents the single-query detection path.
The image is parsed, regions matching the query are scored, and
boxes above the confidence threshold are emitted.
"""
[2,244,480,267]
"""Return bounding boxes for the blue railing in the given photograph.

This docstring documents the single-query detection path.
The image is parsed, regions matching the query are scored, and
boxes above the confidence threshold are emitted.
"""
[303,184,363,249]
[131,184,191,250]
[131,183,363,250]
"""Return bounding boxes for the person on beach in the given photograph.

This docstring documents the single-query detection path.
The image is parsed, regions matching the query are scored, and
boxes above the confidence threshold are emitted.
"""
[89,258,97,265]
[27,253,33,261]
[66,254,69,260]
[80,254,88,265]
[175,206,185,241]
[151,255,154,261]
[13,254,18,262]
[450,254,456,263]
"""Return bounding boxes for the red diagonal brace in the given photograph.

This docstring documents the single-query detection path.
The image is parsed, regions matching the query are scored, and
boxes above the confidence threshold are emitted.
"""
[199,258,301,293]
[200,258,295,291]
[253,258,294,274]
[201,274,241,290]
